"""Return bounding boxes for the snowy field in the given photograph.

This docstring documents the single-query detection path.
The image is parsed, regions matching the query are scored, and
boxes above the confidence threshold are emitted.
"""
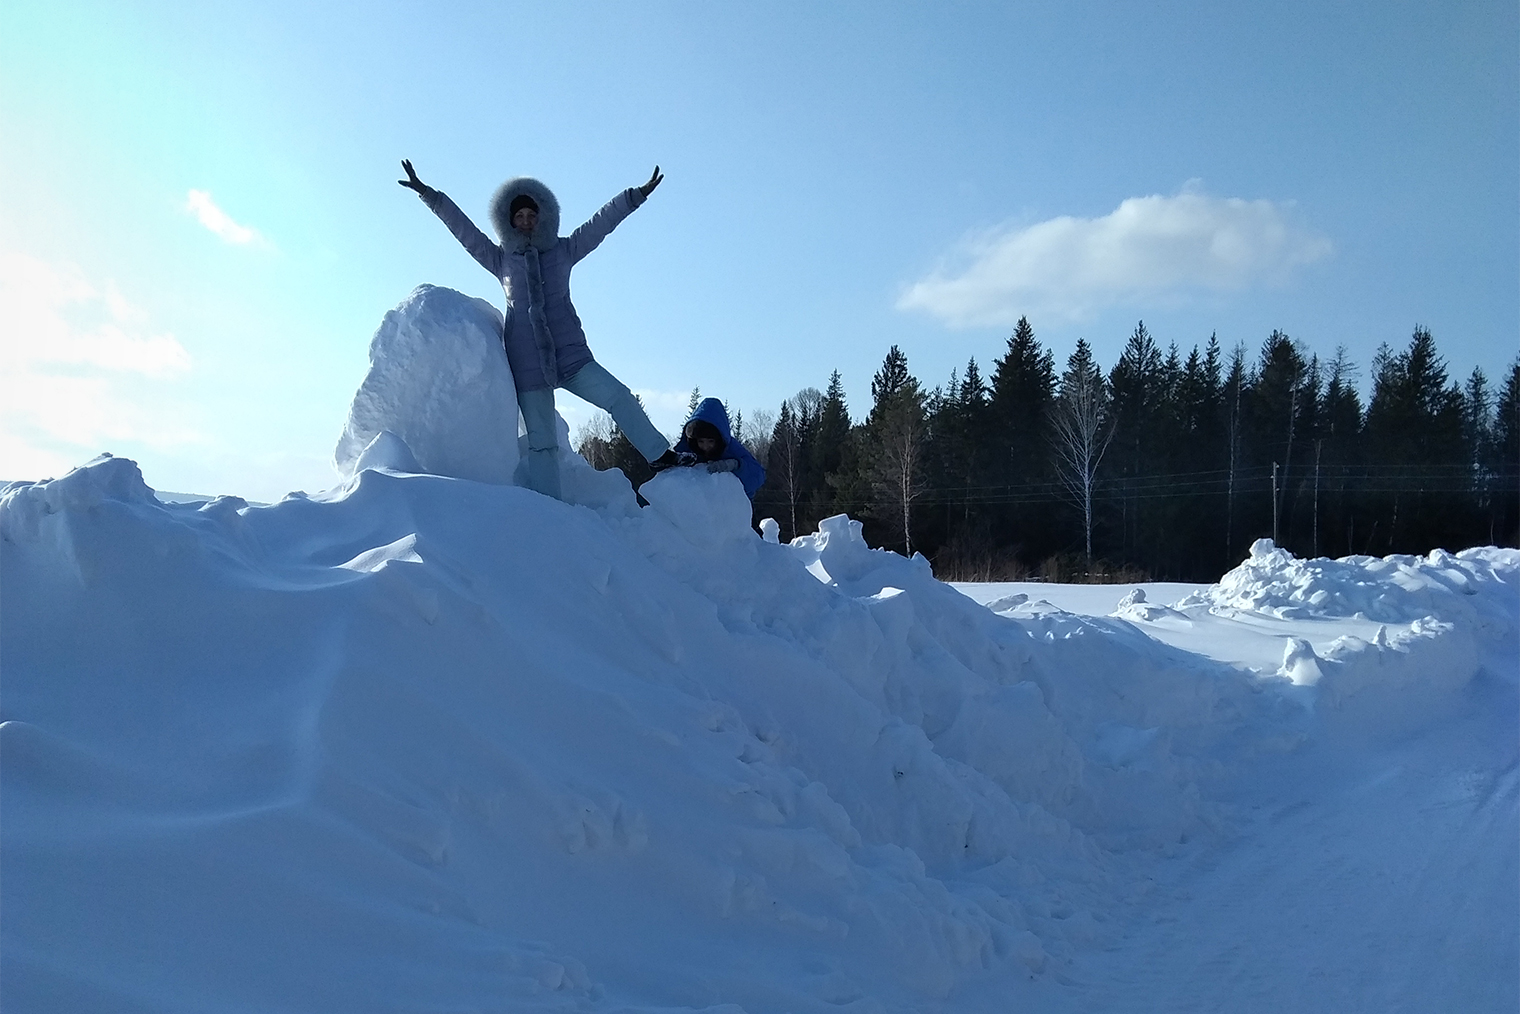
[4,287,1517,1013]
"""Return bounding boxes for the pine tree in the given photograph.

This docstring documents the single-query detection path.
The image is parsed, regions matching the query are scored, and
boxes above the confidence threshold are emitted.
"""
[1318,346,1364,555]
[989,316,1057,562]
[1463,367,1496,541]
[1364,326,1467,551]
[953,355,993,527]
[1491,359,1520,545]
[809,371,852,520]
[1106,321,1164,564]
[1223,342,1251,561]
[1250,330,1310,547]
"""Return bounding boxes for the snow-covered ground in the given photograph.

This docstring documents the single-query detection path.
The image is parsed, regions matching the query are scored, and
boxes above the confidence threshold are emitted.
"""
[953,556,1520,1012]
[4,287,1516,1013]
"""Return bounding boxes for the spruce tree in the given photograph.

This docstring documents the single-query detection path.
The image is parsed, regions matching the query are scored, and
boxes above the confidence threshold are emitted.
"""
[810,371,852,520]
[1222,342,1252,562]
[1491,359,1520,545]
[989,316,1057,563]
[1106,321,1164,566]
[1319,346,1364,555]
[1364,326,1467,552]
[1248,331,1310,549]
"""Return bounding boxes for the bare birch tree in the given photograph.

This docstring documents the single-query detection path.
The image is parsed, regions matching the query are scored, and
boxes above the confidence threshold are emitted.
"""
[745,408,775,464]
[573,412,617,469]
[864,346,926,556]
[771,402,803,539]
[871,405,926,556]
[764,390,825,539]
[1048,340,1113,561]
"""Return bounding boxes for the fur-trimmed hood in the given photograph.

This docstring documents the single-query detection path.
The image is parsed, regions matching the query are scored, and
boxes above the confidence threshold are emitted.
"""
[488,177,561,251]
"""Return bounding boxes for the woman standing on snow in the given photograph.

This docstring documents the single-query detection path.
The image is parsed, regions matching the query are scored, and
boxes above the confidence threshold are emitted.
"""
[399,160,681,500]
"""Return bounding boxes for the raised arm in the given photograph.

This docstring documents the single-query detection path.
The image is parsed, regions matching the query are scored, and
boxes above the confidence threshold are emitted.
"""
[398,160,504,277]
[563,166,663,264]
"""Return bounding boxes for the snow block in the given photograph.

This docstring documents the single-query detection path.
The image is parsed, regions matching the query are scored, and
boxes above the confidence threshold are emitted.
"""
[334,284,519,485]
[639,466,755,551]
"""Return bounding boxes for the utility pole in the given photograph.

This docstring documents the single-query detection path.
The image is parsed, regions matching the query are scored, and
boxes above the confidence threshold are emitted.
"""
[1312,439,1322,558]
[1272,461,1280,544]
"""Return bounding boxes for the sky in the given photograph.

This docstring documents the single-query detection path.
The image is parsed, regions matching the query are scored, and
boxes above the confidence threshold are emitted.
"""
[2,0,1516,502]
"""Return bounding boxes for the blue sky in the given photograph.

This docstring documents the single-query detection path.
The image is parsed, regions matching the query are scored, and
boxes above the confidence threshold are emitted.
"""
[2,0,1515,501]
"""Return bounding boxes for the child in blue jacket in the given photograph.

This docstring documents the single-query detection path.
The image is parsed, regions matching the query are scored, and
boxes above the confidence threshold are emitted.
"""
[673,399,766,499]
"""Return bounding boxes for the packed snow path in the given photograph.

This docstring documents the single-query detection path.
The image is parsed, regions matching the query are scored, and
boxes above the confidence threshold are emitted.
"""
[1067,697,1518,1014]
[1021,667,1518,1014]
[4,453,1515,1013]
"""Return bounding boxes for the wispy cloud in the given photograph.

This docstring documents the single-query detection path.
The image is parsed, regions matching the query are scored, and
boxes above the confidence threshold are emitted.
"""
[631,387,698,439]
[898,183,1332,326]
[185,189,264,246]
[0,250,201,479]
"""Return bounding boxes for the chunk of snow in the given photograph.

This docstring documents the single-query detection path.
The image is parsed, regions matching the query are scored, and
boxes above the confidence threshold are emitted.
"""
[637,466,756,551]
[352,429,421,474]
[334,284,519,484]
[1279,636,1324,686]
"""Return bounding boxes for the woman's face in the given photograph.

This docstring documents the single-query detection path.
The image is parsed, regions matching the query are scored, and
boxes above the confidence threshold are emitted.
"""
[512,207,538,235]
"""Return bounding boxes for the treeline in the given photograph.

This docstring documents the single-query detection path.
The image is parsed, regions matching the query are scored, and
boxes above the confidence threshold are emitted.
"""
[580,321,1520,581]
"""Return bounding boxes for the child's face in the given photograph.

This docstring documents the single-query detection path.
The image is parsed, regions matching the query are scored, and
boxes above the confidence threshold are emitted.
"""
[686,425,721,457]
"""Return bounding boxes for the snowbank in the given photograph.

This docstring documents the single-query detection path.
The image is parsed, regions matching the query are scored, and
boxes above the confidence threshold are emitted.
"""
[1167,538,1520,708]
[4,295,1514,1012]
[1188,536,1520,627]
[7,452,1512,1012]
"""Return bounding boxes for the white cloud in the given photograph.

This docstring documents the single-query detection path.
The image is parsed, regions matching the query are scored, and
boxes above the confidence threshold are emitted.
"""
[898,184,1332,326]
[185,189,263,245]
[632,387,699,438]
[0,250,201,479]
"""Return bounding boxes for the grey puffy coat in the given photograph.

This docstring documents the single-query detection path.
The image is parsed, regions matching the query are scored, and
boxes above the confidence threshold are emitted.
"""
[420,178,645,391]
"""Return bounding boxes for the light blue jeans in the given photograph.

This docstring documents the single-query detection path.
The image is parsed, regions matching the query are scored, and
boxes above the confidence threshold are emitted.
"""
[518,360,670,500]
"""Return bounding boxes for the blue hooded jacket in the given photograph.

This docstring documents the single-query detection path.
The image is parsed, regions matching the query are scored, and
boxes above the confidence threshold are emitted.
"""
[675,399,766,499]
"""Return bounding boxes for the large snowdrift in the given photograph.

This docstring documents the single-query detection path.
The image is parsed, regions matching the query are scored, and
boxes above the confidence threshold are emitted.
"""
[6,453,1515,1011]
[4,288,1515,1013]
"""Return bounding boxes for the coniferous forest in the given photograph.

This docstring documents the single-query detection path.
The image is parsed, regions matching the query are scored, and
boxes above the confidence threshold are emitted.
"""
[579,322,1520,582]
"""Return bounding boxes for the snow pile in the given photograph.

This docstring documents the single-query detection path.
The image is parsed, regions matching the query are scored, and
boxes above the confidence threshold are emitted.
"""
[4,295,1515,1012]
[0,451,1275,1011]
[1187,536,1520,627]
[335,284,519,484]
[1155,537,1520,707]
